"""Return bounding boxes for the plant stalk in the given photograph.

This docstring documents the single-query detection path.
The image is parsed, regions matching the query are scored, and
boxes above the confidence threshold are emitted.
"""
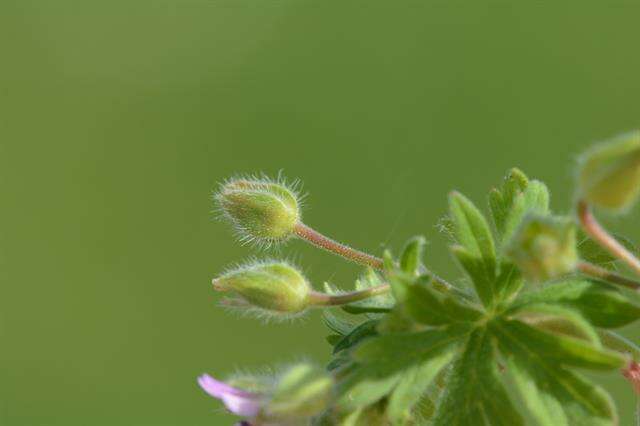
[577,200,640,276]
[577,261,640,291]
[308,283,390,306]
[294,222,384,269]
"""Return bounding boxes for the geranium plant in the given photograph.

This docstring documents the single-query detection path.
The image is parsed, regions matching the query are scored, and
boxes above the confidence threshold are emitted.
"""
[200,131,640,425]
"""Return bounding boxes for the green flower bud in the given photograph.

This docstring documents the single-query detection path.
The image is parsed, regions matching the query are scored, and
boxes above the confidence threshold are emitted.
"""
[265,363,332,421]
[213,261,310,314]
[506,215,578,282]
[578,131,640,211]
[216,177,301,245]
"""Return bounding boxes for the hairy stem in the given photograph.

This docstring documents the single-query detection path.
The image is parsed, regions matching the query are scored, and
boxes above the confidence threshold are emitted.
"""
[577,200,640,276]
[294,222,384,269]
[294,222,470,301]
[308,283,390,306]
[577,261,640,291]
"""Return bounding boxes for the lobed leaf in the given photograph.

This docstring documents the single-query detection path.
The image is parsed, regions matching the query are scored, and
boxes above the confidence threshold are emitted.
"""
[493,319,620,426]
[511,279,640,328]
[433,327,524,426]
[489,168,550,246]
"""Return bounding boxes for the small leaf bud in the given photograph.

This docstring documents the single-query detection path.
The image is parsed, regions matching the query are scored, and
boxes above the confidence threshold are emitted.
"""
[216,177,301,245]
[506,215,578,282]
[213,261,311,314]
[578,131,640,211]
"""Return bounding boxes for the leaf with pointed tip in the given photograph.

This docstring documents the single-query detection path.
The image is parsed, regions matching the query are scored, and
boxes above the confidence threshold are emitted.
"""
[323,310,358,336]
[400,236,426,276]
[433,327,524,426]
[497,319,624,370]
[333,320,379,354]
[510,303,600,345]
[495,261,524,305]
[511,279,640,328]
[493,318,622,426]
[449,192,497,306]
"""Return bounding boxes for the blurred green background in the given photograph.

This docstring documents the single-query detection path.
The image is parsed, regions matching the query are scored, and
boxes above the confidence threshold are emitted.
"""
[2,1,640,425]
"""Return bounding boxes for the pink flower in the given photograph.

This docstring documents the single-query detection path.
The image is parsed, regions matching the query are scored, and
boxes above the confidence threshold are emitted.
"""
[197,374,263,417]
[622,361,640,394]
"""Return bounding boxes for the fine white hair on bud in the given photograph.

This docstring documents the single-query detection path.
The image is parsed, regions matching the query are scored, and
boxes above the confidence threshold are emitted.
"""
[214,173,303,248]
[212,260,311,317]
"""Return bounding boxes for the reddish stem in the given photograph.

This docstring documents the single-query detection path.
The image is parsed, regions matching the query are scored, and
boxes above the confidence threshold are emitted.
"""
[294,222,384,269]
[577,200,640,276]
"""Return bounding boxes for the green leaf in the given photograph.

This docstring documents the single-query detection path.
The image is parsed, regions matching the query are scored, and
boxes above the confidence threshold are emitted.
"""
[389,271,482,326]
[510,303,600,345]
[336,324,469,410]
[400,235,426,276]
[493,319,620,426]
[386,350,456,424]
[489,169,529,240]
[433,327,524,426]
[333,320,379,354]
[489,168,550,246]
[511,279,640,328]
[495,261,524,305]
[499,319,624,370]
[323,310,358,336]
[449,191,497,306]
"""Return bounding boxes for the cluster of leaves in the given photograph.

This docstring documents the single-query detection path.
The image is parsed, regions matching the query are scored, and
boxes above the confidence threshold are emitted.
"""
[317,170,640,425]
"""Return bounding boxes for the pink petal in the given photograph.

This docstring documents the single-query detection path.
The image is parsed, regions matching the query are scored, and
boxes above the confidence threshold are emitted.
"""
[197,374,262,417]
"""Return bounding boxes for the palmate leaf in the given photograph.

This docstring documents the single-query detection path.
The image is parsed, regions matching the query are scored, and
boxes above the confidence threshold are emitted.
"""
[492,317,625,426]
[433,327,524,426]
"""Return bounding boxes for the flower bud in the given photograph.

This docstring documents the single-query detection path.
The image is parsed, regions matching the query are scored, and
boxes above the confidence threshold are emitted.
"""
[266,363,332,420]
[506,214,578,282]
[213,261,311,314]
[578,131,640,211]
[216,177,301,244]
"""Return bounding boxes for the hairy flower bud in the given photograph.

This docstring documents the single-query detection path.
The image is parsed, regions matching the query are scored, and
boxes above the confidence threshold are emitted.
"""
[506,215,578,282]
[578,131,640,211]
[213,261,310,314]
[266,363,332,420]
[216,177,301,245]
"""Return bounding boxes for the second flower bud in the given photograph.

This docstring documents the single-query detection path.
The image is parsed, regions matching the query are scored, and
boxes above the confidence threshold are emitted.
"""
[213,261,311,315]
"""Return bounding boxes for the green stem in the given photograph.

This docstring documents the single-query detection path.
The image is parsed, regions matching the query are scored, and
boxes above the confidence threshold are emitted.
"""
[577,261,640,291]
[308,283,390,306]
[294,222,384,269]
[577,200,640,276]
